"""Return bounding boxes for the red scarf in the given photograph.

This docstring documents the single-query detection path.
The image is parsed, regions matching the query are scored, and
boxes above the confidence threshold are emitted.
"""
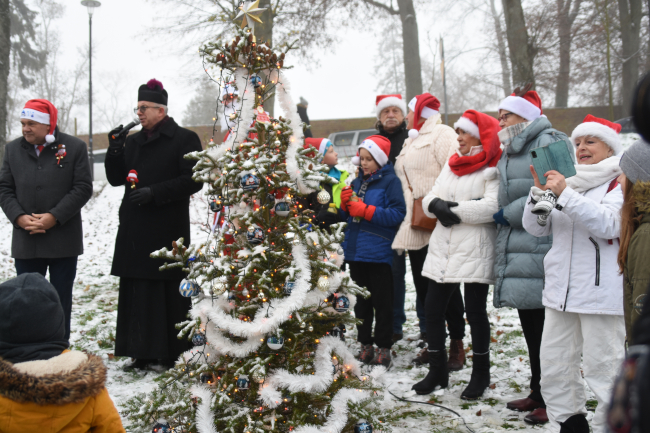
[448,146,502,177]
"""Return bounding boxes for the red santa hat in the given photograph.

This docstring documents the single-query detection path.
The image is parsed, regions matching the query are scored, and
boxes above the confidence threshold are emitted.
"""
[303,138,332,161]
[449,110,502,176]
[571,114,623,155]
[498,90,543,122]
[407,93,441,139]
[20,99,58,144]
[375,94,407,119]
[351,135,391,167]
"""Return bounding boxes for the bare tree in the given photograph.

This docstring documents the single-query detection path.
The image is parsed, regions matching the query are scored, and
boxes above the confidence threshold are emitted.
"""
[489,0,512,96]
[182,77,221,127]
[617,0,643,114]
[555,0,582,107]
[373,17,406,97]
[501,0,537,87]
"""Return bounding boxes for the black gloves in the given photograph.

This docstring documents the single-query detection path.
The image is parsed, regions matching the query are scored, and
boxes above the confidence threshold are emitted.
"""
[130,187,153,205]
[108,126,127,151]
[428,198,461,227]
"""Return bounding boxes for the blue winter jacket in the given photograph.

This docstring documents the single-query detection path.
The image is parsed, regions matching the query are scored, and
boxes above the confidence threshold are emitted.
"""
[493,116,574,310]
[342,163,406,265]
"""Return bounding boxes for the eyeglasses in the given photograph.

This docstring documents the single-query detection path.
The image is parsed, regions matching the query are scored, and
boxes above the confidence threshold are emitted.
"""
[498,112,514,122]
[133,105,160,114]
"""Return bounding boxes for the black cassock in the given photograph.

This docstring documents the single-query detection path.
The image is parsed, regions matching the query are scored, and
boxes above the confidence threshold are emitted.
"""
[105,117,203,360]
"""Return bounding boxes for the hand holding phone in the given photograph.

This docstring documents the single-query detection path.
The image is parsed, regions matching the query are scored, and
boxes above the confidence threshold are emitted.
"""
[529,140,576,185]
[530,165,567,196]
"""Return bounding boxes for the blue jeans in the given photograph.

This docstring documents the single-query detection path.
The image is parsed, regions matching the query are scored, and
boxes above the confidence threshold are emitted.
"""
[15,256,78,341]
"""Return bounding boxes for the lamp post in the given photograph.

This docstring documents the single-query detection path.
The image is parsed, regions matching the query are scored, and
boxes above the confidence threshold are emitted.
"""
[81,0,101,180]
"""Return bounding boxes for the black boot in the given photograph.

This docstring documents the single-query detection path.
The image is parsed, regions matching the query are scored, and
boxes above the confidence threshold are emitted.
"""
[559,414,589,433]
[411,350,449,395]
[460,353,490,400]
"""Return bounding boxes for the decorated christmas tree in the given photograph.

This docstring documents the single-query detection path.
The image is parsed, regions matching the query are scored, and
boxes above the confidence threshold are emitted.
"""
[124,3,391,432]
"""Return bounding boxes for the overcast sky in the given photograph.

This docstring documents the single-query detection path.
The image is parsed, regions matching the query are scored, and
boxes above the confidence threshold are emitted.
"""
[32,0,492,134]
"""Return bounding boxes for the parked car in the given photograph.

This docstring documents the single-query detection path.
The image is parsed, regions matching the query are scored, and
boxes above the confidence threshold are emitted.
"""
[328,128,376,158]
[91,148,107,181]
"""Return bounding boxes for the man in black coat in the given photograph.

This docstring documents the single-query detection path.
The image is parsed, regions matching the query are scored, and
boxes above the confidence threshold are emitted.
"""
[105,79,203,370]
[0,99,93,341]
[374,94,410,342]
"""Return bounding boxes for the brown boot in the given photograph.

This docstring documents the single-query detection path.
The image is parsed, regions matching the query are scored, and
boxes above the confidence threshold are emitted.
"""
[412,346,429,366]
[447,339,465,371]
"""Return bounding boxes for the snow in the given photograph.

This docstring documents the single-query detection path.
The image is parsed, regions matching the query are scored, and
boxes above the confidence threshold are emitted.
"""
[0,181,600,432]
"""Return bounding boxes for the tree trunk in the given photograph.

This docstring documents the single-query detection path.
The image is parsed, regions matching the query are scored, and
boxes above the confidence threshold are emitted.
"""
[501,0,536,87]
[554,0,581,107]
[618,0,643,115]
[489,0,512,96]
[258,0,275,117]
[396,0,423,101]
[0,0,10,155]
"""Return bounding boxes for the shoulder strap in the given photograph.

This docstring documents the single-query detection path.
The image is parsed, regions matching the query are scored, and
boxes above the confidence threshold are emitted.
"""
[403,168,414,193]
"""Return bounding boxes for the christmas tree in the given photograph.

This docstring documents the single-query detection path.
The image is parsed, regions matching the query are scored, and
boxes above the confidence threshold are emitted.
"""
[124,3,390,432]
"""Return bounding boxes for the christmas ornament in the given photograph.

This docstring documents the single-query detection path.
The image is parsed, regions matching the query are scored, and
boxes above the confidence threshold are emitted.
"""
[212,278,227,296]
[308,325,314,332]
[247,225,265,245]
[239,201,248,209]
[274,201,290,217]
[256,106,270,123]
[317,276,330,292]
[126,170,139,189]
[209,199,223,212]
[250,75,262,87]
[334,294,350,313]
[152,420,172,433]
[267,336,284,350]
[354,420,373,433]
[192,332,207,346]
[56,144,66,166]
[242,288,250,297]
[337,247,344,256]
[283,280,295,295]
[236,375,250,390]
[317,189,331,204]
[299,321,306,329]
[252,368,266,383]
[273,140,281,147]
[179,279,200,297]
[235,0,265,39]
[200,372,216,386]
[241,173,260,191]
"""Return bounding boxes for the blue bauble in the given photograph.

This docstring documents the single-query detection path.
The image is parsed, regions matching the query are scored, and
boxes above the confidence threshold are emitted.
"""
[334,294,350,313]
[179,279,200,297]
[274,201,290,217]
[247,226,265,245]
[192,332,207,346]
[209,199,223,212]
[283,280,295,295]
[152,420,172,433]
[236,375,250,390]
[354,420,373,433]
[250,75,262,87]
[267,336,284,350]
[241,173,260,191]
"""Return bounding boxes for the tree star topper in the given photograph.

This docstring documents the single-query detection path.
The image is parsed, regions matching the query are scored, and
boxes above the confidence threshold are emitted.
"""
[235,0,266,40]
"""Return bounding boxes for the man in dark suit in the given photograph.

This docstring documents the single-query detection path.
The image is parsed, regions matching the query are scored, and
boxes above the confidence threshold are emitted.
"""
[106,79,203,370]
[0,99,93,341]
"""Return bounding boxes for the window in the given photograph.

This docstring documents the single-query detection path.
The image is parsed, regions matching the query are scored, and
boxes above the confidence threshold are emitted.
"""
[332,132,355,147]
[356,130,375,145]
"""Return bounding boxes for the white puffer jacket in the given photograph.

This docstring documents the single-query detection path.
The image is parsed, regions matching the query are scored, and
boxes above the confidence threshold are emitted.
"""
[421,150,500,284]
[522,181,624,315]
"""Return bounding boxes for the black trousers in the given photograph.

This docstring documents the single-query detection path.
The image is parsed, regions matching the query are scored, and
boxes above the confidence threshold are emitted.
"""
[115,278,191,361]
[15,256,78,341]
[426,280,489,352]
[350,261,394,349]
[518,308,546,405]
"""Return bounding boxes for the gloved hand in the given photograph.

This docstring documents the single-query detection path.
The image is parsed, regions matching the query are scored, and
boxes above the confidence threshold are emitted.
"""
[108,125,127,150]
[347,201,375,221]
[428,198,460,227]
[340,186,354,212]
[493,208,509,226]
[530,186,545,204]
[130,187,153,205]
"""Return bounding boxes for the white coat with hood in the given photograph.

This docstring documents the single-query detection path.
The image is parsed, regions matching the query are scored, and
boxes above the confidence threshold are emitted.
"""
[522,175,624,315]
[421,145,500,284]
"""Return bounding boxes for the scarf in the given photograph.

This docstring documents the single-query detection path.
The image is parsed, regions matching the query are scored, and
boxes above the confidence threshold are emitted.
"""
[498,121,531,147]
[448,144,503,177]
[327,166,342,182]
[144,115,170,140]
[565,155,622,193]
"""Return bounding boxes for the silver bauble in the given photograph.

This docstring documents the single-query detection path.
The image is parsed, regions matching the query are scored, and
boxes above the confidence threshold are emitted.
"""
[252,369,266,383]
[212,279,227,295]
[317,276,330,292]
[317,190,331,204]
[300,321,306,329]
[308,325,314,332]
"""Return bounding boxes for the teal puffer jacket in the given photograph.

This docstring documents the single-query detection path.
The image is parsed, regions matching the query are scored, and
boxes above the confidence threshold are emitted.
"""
[492,116,573,310]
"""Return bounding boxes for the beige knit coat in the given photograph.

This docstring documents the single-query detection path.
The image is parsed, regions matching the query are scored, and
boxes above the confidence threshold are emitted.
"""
[392,114,459,251]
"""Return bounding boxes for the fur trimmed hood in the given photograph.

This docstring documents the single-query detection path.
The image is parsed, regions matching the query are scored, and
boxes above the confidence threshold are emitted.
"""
[0,351,106,405]
[634,180,650,214]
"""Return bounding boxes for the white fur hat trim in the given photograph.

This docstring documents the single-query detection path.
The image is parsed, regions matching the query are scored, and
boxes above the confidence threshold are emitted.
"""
[571,122,622,155]
[357,139,388,167]
[498,95,541,121]
[376,97,407,119]
[407,97,438,119]
[20,108,50,125]
[453,116,480,139]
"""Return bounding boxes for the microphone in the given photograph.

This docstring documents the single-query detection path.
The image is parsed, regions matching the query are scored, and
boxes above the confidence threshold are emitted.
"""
[111,119,141,139]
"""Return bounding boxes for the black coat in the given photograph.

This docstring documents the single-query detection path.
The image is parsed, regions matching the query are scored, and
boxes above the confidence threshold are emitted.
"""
[297,104,313,138]
[377,121,409,164]
[0,130,92,259]
[105,117,203,280]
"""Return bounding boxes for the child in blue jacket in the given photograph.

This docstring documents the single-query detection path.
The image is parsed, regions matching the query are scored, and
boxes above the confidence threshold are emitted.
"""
[341,135,406,367]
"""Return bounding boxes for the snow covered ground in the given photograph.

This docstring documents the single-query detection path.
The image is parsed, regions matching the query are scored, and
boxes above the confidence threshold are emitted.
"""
[0,182,601,432]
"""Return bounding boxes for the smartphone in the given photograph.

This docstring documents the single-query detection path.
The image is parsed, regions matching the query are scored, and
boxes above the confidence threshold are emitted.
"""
[530,140,576,185]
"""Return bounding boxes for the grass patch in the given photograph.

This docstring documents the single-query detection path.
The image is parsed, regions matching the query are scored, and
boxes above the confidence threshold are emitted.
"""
[508,379,522,393]
[501,422,517,429]
[483,398,500,406]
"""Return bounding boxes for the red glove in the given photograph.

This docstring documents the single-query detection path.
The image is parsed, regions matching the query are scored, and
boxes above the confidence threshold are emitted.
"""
[340,187,354,212]
[347,201,376,221]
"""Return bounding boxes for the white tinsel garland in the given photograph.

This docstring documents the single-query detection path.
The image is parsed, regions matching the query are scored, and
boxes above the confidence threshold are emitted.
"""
[191,385,218,433]
[224,67,256,149]
[293,388,371,433]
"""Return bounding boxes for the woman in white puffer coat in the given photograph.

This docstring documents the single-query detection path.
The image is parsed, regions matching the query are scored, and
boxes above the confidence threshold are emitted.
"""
[522,115,626,433]
[411,110,501,399]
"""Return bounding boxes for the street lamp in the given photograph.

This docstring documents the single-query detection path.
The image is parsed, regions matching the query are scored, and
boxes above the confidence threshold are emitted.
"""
[81,0,101,180]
